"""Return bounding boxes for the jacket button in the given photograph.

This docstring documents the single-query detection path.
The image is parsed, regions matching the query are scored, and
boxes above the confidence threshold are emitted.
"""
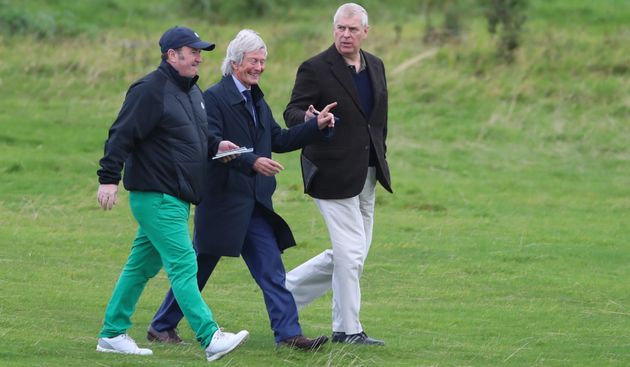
[365,145,369,150]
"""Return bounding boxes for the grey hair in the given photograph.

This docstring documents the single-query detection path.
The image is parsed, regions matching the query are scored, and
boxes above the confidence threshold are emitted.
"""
[220,29,268,77]
[333,3,369,28]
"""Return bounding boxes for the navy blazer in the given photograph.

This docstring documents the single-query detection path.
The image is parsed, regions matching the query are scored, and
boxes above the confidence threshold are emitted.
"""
[194,76,331,257]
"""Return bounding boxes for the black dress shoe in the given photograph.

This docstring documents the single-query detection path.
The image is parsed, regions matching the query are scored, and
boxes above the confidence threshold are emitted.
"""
[331,331,385,346]
[278,335,329,351]
[332,332,346,343]
[147,325,183,344]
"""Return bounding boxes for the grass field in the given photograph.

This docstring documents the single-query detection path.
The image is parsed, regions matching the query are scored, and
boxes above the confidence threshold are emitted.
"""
[1,1,629,366]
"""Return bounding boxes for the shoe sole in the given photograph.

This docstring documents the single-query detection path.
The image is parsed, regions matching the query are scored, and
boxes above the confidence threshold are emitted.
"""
[147,334,184,344]
[280,337,329,351]
[311,338,329,350]
[206,331,249,362]
[96,345,153,355]
[331,339,385,346]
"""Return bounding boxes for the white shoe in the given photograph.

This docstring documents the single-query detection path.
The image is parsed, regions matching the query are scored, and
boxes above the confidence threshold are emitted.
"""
[205,329,249,362]
[96,334,153,355]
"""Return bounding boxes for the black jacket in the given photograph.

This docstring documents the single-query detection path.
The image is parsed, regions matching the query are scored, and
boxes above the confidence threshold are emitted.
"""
[284,45,392,199]
[97,61,212,205]
[193,76,331,256]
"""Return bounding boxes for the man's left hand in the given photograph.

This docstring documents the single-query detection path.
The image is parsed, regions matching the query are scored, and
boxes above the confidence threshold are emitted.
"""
[316,102,338,130]
[252,157,284,176]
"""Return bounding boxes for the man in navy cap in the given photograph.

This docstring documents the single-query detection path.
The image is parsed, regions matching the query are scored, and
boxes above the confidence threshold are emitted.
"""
[95,26,249,362]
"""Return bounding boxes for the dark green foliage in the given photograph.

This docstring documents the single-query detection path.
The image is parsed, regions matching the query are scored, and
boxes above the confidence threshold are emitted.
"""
[485,0,528,62]
[423,0,462,44]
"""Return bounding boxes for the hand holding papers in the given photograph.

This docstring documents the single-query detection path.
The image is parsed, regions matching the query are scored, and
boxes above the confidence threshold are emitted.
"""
[212,147,253,160]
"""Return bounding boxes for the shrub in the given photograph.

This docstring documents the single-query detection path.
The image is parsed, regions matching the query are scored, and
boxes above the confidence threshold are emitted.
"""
[484,0,528,63]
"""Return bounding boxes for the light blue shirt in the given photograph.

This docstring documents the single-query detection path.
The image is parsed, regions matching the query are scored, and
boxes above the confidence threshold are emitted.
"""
[231,75,248,95]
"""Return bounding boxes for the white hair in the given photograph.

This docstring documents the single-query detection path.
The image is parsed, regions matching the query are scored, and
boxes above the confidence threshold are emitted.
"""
[220,29,267,77]
[333,3,369,28]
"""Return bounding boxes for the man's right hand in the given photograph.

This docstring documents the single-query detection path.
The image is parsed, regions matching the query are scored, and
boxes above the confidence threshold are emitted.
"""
[217,140,240,163]
[97,184,118,211]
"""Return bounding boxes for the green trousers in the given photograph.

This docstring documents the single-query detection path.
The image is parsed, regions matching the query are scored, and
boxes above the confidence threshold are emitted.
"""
[98,191,218,348]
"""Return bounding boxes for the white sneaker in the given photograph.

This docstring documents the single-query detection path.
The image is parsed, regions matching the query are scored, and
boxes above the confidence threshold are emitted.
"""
[96,334,153,355]
[205,329,249,362]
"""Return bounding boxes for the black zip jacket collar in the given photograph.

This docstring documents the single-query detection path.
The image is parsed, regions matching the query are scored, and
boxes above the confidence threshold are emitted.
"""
[159,60,199,91]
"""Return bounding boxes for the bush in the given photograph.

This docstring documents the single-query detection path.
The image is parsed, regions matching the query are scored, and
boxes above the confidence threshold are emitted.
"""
[484,0,528,63]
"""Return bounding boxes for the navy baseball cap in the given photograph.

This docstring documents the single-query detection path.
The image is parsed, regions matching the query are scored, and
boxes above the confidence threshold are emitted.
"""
[159,26,215,53]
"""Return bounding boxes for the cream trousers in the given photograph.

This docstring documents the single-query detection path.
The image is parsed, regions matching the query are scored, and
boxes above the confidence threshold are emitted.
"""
[286,167,377,334]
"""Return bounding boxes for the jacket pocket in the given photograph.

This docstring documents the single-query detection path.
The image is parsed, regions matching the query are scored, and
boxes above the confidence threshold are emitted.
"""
[301,153,318,192]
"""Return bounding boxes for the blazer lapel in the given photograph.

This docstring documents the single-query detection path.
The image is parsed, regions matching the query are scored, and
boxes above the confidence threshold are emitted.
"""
[327,45,365,119]
[365,52,383,120]
[221,77,256,142]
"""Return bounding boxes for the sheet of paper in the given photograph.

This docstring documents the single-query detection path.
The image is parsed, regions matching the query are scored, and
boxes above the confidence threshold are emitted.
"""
[212,147,253,159]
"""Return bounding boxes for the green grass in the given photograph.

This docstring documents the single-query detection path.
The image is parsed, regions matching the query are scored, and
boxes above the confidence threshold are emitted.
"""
[1,1,630,366]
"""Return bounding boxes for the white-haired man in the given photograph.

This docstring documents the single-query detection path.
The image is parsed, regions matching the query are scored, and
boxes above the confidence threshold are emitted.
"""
[148,29,337,351]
